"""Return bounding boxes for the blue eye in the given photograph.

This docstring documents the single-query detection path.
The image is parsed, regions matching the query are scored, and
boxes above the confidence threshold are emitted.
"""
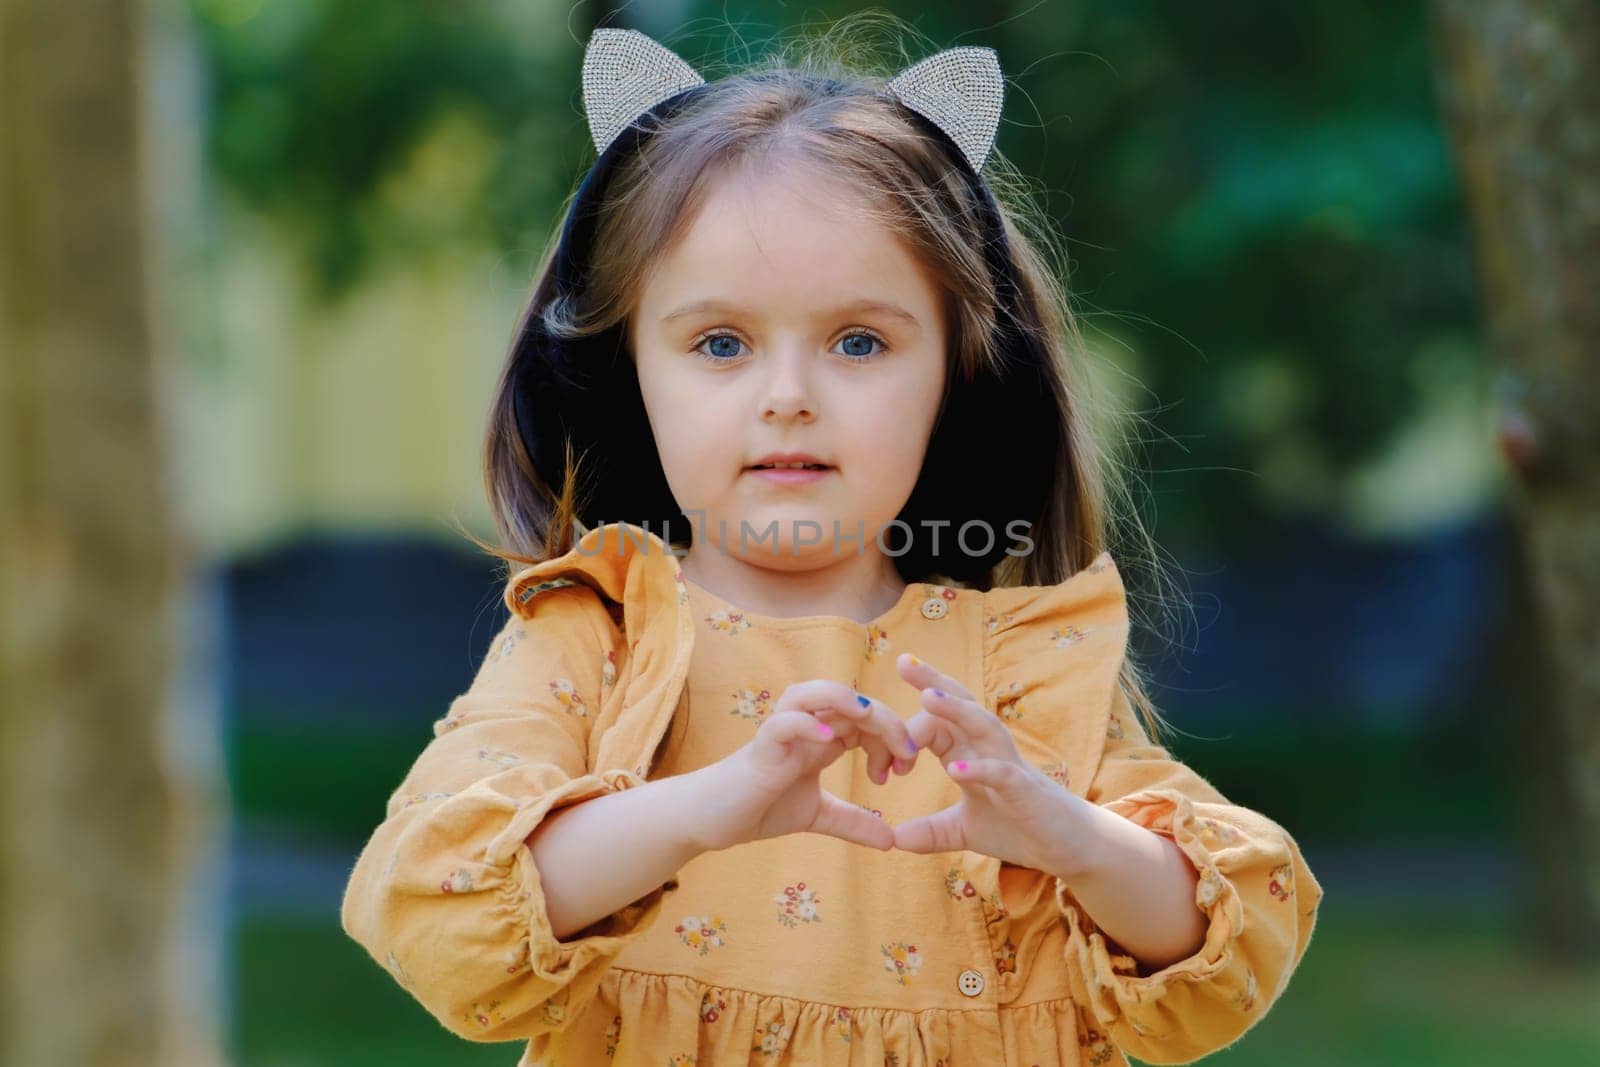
[688,329,889,364]
[834,331,887,360]
[691,332,746,362]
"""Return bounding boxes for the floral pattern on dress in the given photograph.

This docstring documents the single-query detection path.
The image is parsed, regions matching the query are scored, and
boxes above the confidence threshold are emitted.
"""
[603,1014,621,1056]
[1236,966,1259,1011]
[753,1019,793,1058]
[549,678,586,717]
[729,687,773,721]
[994,680,1025,722]
[881,941,923,984]
[831,1007,852,1043]
[476,748,523,766]
[666,1055,696,1067]
[440,867,474,893]
[775,881,821,927]
[865,625,891,660]
[995,937,1018,976]
[1106,713,1126,741]
[602,648,618,689]
[944,866,979,901]
[397,790,452,810]
[1051,624,1088,647]
[675,915,729,955]
[705,608,751,635]
[1039,761,1070,789]
[983,608,1015,634]
[462,998,507,1031]
[1267,863,1294,901]
[1078,1011,1116,1066]
[699,990,727,1023]
[493,626,526,661]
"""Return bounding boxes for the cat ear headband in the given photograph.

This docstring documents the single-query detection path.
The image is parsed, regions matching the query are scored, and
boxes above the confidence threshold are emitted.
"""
[511,29,1059,578]
[582,28,1005,171]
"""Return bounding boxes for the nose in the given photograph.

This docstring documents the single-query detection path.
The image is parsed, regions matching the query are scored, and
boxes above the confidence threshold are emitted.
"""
[760,343,817,423]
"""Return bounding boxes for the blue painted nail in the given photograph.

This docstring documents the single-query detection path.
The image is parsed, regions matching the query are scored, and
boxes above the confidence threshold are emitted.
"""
[856,694,871,708]
[932,688,946,698]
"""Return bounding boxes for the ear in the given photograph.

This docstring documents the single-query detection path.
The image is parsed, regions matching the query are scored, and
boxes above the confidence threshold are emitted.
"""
[886,46,1005,172]
[582,28,706,155]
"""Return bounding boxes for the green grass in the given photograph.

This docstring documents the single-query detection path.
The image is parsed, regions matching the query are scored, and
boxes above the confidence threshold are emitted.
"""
[232,897,1600,1066]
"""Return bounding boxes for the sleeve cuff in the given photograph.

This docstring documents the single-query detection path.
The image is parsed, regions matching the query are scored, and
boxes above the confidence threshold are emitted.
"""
[1055,788,1246,1029]
[486,769,681,1027]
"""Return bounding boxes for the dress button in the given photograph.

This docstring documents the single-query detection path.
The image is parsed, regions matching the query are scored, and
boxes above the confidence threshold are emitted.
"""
[957,969,985,997]
[920,597,948,620]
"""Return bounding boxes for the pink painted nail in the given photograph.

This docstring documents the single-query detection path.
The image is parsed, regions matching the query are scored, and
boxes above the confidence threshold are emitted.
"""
[951,760,968,773]
[817,722,834,739]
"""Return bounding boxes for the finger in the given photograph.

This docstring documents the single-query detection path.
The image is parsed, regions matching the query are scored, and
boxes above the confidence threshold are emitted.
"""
[781,680,918,770]
[825,688,920,766]
[805,706,900,784]
[915,684,998,742]
[856,692,920,765]
[810,790,895,851]
[891,803,968,854]
[759,709,846,756]
[903,709,973,763]
[896,652,976,703]
[947,757,1033,804]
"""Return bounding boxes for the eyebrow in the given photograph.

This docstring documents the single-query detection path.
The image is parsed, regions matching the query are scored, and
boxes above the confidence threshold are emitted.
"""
[659,298,923,333]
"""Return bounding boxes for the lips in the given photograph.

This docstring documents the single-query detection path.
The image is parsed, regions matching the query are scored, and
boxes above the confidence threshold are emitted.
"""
[746,452,833,471]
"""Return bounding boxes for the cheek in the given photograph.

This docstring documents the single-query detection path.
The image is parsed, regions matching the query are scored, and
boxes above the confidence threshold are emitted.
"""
[838,368,943,478]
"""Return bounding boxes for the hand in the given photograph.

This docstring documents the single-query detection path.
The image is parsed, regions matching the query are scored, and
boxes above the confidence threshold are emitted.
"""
[891,652,1097,876]
[690,679,922,854]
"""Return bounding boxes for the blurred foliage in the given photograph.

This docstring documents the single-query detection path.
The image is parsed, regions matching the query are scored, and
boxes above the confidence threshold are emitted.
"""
[188,0,1483,545]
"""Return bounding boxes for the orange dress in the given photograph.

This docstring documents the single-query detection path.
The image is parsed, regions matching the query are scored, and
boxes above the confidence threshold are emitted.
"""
[341,523,1323,1065]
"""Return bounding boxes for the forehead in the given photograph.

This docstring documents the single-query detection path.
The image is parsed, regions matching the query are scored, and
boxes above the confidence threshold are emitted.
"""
[638,163,941,315]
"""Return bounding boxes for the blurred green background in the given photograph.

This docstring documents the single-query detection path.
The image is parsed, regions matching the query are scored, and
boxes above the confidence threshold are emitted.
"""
[75,0,1600,1063]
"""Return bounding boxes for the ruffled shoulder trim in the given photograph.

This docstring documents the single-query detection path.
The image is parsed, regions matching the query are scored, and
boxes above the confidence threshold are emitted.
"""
[981,550,1129,798]
[501,523,695,779]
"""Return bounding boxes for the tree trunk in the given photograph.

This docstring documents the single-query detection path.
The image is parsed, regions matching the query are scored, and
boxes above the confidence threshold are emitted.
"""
[0,0,224,1062]
[1429,0,1600,963]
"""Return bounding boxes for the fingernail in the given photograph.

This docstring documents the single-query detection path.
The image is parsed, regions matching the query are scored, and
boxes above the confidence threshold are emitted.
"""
[817,722,834,739]
[951,760,968,773]
[906,654,921,666]
[856,694,871,708]
[905,739,918,756]
[931,688,946,698]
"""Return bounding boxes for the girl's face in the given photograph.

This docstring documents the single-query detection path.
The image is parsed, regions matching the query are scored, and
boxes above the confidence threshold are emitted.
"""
[630,164,948,567]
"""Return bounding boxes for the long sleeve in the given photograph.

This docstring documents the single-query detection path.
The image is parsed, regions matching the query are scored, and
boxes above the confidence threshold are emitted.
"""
[1054,683,1325,1064]
[339,582,680,1043]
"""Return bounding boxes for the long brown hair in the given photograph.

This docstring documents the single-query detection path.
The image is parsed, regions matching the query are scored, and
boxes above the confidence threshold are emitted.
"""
[456,18,1184,746]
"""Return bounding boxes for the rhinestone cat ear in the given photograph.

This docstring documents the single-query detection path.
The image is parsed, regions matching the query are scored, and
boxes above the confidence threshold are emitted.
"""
[582,28,706,155]
[886,46,1005,173]
[580,30,1004,173]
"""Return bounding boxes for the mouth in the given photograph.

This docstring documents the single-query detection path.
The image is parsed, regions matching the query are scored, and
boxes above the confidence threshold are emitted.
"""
[746,461,832,471]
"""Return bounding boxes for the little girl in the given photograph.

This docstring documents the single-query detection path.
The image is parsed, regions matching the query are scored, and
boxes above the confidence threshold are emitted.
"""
[342,25,1323,1067]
